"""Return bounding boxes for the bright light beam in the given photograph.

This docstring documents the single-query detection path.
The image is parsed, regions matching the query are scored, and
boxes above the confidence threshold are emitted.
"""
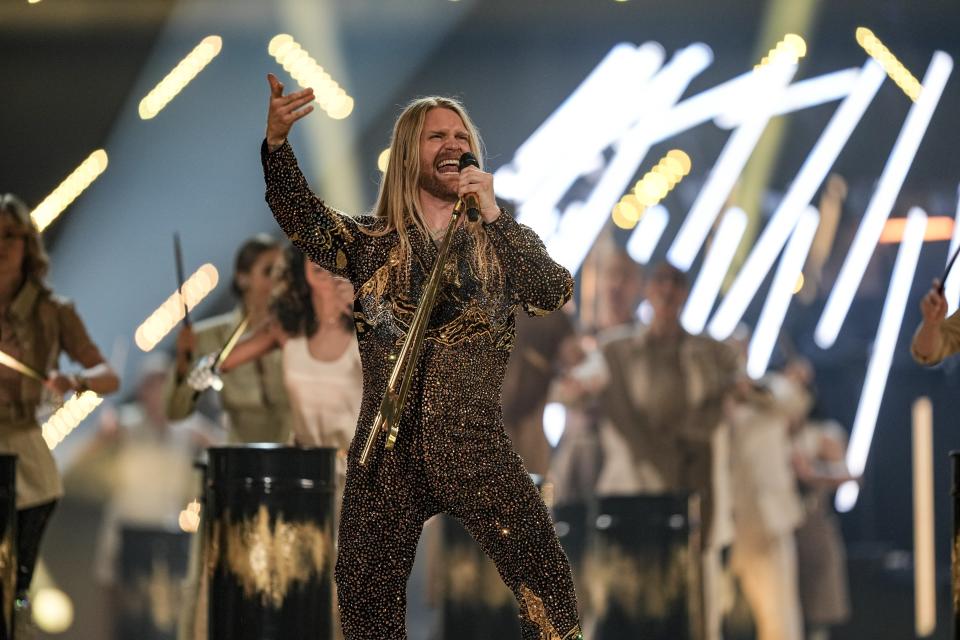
[707,60,887,340]
[681,207,748,334]
[548,45,713,273]
[625,205,669,264]
[668,60,797,271]
[715,68,858,129]
[945,185,960,313]
[746,206,820,378]
[836,207,928,512]
[815,52,953,349]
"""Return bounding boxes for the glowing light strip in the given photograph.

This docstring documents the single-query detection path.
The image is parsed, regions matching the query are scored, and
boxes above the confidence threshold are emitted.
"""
[668,60,797,271]
[911,397,936,637]
[42,392,103,449]
[135,264,220,352]
[139,36,222,120]
[946,185,960,313]
[548,45,713,273]
[681,207,748,334]
[625,205,669,264]
[30,150,109,232]
[715,68,858,129]
[815,52,953,348]
[707,61,886,340]
[746,206,820,378]
[836,207,927,512]
[500,43,666,208]
[856,28,922,101]
[268,34,354,120]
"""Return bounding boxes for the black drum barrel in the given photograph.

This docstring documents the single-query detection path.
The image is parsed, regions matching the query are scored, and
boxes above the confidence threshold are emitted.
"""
[116,526,191,639]
[0,455,14,640]
[589,494,700,640]
[205,445,336,640]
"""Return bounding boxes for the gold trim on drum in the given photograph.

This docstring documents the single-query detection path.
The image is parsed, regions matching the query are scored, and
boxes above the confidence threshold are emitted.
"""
[210,505,332,608]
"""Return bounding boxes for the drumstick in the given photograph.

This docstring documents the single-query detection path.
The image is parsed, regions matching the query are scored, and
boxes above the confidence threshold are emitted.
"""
[0,349,45,382]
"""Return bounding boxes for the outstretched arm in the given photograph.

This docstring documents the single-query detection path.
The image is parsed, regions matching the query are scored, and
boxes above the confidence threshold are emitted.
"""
[261,73,365,284]
[220,322,284,372]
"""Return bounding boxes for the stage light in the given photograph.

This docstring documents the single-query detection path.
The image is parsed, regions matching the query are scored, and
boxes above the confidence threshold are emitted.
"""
[836,208,927,513]
[543,403,566,448]
[793,273,805,294]
[815,52,952,349]
[946,188,960,313]
[41,391,103,450]
[32,588,73,633]
[269,34,354,120]
[139,36,222,120]
[625,205,669,264]
[179,499,202,533]
[879,216,954,244]
[377,148,390,173]
[681,207,748,334]
[135,264,220,352]
[856,28,922,101]
[746,206,819,379]
[755,33,807,69]
[668,59,797,271]
[30,150,108,232]
[706,61,886,340]
[613,149,690,229]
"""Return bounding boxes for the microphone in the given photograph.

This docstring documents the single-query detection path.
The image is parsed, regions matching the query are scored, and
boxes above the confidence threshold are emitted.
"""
[458,152,481,222]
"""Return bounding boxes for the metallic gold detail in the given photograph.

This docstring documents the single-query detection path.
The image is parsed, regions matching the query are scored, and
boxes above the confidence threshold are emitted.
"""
[212,506,331,609]
[360,208,463,465]
[519,584,564,640]
[336,249,348,270]
[583,542,688,620]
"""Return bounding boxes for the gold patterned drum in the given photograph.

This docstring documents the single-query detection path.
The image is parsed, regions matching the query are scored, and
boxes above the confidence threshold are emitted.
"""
[205,445,336,640]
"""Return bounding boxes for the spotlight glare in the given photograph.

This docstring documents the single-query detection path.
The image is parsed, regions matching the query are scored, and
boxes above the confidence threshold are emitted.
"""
[138,36,222,120]
[135,264,220,352]
[41,391,103,450]
[269,34,354,120]
[30,150,109,232]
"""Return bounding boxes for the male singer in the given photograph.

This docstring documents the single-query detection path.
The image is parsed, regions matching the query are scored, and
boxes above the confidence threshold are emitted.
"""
[261,74,582,640]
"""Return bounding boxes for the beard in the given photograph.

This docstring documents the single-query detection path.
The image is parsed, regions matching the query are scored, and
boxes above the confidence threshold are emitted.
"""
[418,170,459,202]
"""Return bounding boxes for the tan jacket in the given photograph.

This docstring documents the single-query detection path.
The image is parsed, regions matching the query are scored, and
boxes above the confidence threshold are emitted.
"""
[165,309,292,443]
[0,280,105,507]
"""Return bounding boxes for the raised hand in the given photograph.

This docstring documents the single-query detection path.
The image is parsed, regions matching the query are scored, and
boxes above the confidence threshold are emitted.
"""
[920,278,948,326]
[266,73,315,147]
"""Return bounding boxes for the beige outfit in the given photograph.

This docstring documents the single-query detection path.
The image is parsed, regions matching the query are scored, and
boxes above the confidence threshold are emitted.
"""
[595,326,738,640]
[728,374,808,640]
[0,281,104,508]
[166,309,292,443]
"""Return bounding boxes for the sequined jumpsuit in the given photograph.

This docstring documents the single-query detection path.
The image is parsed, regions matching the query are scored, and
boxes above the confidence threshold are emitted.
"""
[262,140,582,640]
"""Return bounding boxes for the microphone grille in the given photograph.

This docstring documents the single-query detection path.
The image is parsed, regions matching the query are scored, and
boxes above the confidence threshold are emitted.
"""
[458,152,479,171]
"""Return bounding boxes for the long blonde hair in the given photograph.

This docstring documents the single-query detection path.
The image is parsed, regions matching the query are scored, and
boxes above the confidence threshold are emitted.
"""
[367,97,501,290]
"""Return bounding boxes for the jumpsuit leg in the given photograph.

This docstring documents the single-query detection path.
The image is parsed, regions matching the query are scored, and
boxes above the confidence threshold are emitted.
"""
[440,437,581,640]
[335,447,434,640]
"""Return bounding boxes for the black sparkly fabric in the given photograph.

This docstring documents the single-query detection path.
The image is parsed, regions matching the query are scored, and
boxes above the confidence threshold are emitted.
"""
[262,140,581,640]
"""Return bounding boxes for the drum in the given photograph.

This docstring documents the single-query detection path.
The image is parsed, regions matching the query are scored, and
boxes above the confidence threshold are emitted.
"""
[587,494,701,640]
[205,445,336,640]
[0,455,14,640]
[115,526,191,640]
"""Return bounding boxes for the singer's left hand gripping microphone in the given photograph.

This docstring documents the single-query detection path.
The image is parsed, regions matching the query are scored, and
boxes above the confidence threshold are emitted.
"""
[458,152,482,222]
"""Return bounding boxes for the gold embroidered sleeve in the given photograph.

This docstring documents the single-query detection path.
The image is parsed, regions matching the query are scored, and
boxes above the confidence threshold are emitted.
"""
[261,139,362,283]
[484,212,574,316]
